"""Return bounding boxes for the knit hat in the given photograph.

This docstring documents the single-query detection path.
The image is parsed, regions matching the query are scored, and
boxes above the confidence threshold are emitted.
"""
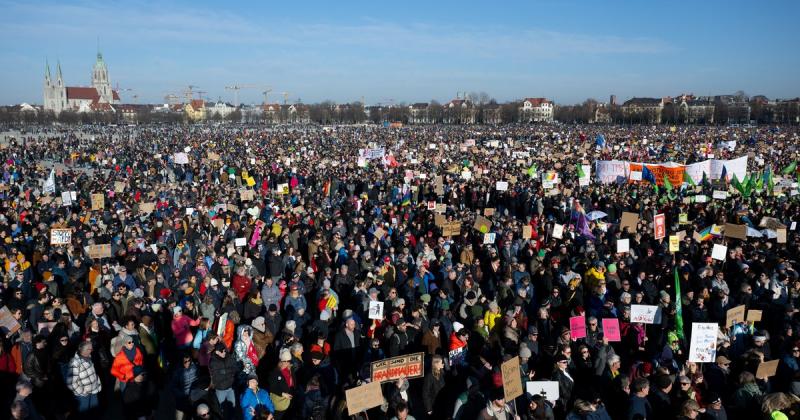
[285,320,296,333]
[279,348,292,362]
[519,345,532,359]
[251,316,266,333]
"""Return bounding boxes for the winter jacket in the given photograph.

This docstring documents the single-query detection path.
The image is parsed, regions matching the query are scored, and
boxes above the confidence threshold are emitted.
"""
[171,314,200,347]
[234,325,258,375]
[209,352,237,391]
[241,387,275,420]
[110,347,144,383]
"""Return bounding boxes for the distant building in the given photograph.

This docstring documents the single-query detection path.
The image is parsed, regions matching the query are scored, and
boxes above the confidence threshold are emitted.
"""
[676,95,715,124]
[185,99,206,121]
[444,98,476,124]
[714,95,751,124]
[592,104,611,124]
[519,98,554,123]
[43,52,120,114]
[482,103,502,125]
[207,101,236,119]
[409,103,430,124]
[621,97,664,123]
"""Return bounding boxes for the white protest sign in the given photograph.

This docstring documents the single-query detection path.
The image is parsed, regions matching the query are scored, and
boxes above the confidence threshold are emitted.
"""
[61,191,72,206]
[368,301,384,320]
[711,244,727,261]
[483,232,496,244]
[496,181,509,191]
[552,224,564,239]
[712,190,727,200]
[234,237,247,247]
[616,239,630,254]
[689,323,719,363]
[630,305,658,324]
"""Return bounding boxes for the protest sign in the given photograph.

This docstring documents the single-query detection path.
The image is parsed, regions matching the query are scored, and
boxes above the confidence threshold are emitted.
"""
[526,381,559,403]
[669,235,680,252]
[442,222,461,236]
[746,310,762,323]
[616,238,630,254]
[87,244,112,259]
[173,152,189,164]
[713,190,727,200]
[139,202,155,214]
[620,212,639,231]
[0,306,20,335]
[368,301,384,320]
[61,191,72,206]
[602,318,621,341]
[724,223,747,240]
[756,360,780,380]
[569,316,586,339]
[91,193,104,210]
[522,226,532,239]
[496,181,509,191]
[473,216,492,233]
[679,213,688,224]
[276,183,289,195]
[50,228,72,245]
[501,357,523,401]
[234,237,247,247]
[552,223,564,239]
[654,213,666,239]
[434,214,446,227]
[726,305,746,327]
[711,244,727,261]
[484,207,495,216]
[370,353,424,383]
[345,381,383,414]
[630,305,658,324]
[689,323,719,362]
[777,228,787,244]
[449,346,467,367]
[239,189,254,201]
[483,232,496,244]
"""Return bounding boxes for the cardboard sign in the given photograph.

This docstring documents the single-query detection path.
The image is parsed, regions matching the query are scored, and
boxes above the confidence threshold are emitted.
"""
[726,305,746,327]
[50,229,72,245]
[434,214,446,227]
[139,202,155,214]
[372,228,385,240]
[679,213,689,224]
[616,238,630,254]
[777,228,787,244]
[756,360,780,379]
[345,381,383,414]
[620,212,639,232]
[526,381,559,402]
[654,213,666,240]
[688,323,719,363]
[552,223,564,239]
[711,244,727,261]
[669,235,680,252]
[522,226,532,239]
[473,216,492,233]
[442,222,461,237]
[114,181,126,193]
[746,309,762,323]
[240,189,254,201]
[91,193,104,211]
[630,305,658,324]
[602,318,621,341]
[368,301,384,320]
[370,352,424,383]
[724,223,747,240]
[569,316,586,339]
[484,208,495,217]
[0,306,20,335]
[501,356,524,402]
[435,203,446,214]
[87,244,112,259]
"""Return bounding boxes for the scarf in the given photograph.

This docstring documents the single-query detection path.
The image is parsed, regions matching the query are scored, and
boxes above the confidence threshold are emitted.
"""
[247,341,259,367]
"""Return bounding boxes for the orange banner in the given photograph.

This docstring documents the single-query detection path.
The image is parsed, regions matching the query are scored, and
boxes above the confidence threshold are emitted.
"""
[629,163,684,186]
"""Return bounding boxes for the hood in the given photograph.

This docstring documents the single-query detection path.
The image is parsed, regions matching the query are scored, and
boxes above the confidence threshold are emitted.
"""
[236,324,253,340]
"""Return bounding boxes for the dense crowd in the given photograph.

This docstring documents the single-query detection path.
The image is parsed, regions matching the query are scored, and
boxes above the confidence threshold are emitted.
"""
[0,123,798,420]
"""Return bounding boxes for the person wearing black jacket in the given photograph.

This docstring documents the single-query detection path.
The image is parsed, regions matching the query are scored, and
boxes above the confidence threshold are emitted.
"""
[208,343,237,418]
[422,355,446,417]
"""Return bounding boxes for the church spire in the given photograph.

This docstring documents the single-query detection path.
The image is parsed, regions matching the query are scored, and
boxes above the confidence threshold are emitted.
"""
[56,60,63,82]
[45,58,51,82]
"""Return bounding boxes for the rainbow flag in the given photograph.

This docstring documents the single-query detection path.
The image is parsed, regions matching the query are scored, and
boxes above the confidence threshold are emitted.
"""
[401,191,411,206]
[697,226,714,241]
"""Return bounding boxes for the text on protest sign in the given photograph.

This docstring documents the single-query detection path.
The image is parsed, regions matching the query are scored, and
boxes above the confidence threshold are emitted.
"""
[370,352,424,383]
[630,304,658,324]
[50,228,72,245]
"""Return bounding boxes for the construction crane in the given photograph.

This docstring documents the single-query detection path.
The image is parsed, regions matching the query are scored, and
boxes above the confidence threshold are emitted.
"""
[262,88,273,105]
[196,91,207,101]
[184,85,199,104]
[224,84,257,108]
[281,92,290,105]
[164,94,180,105]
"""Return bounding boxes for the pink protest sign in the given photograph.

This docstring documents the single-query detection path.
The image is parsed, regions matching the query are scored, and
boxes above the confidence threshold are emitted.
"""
[569,316,586,340]
[602,318,621,342]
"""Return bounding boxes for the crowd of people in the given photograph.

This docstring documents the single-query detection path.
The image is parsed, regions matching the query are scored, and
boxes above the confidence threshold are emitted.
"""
[0,122,798,420]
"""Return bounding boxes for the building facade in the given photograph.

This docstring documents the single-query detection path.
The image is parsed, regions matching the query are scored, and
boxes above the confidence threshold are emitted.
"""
[519,98,554,123]
[43,52,120,114]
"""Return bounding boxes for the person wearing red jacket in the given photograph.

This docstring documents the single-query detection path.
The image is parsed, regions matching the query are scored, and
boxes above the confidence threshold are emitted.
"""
[232,266,252,301]
[110,335,144,390]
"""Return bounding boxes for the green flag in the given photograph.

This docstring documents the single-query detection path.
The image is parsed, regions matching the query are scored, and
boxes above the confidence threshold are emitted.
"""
[527,164,537,178]
[755,171,763,191]
[673,267,685,340]
[576,164,586,179]
[732,173,743,194]
[664,175,673,192]
[767,167,775,193]
[782,160,797,175]
[683,171,696,186]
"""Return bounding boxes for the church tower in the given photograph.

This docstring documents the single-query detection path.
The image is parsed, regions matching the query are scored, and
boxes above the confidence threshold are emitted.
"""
[92,51,112,103]
[43,59,66,114]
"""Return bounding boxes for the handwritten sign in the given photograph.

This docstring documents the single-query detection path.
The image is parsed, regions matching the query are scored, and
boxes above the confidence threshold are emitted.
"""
[139,202,155,214]
[630,305,658,324]
[91,193,104,211]
[473,216,492,234]
[522,226,532,239]
[602,318,621,342]
[234,237,247,247]
[0,306,20,335]
[746,309,762,323]
[756,360,780,379]
[370,352,424,383]
[87,244,112,259]
[239,189,254,201]
[724,223,747,240]
[688,323,719,363]
[726,305,746,327]
[50,229,72,245]
[442,222,461,237]
[345,381,383,414]
[501,356,523,402]
[669,235,680,252]
[483,232,496,244]
[620,212,639,232]
[569,316,586,339]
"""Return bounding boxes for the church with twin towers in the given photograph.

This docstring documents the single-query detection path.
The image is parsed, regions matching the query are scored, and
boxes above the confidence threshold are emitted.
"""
[43,50,120,114]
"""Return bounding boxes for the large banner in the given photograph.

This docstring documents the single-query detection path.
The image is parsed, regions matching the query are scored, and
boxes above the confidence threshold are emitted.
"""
[370,352,424,383]
[595,156,748,185]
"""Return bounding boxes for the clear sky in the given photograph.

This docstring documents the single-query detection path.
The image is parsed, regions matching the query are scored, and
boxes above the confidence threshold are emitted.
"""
[2,0,799,106]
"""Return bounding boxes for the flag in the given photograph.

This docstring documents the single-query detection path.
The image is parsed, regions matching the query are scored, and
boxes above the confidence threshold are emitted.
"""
[755,171,763,191]
[43,168,56,194]
[595,134,606,149]
[576,164,586,179]
[782,160,797,175]
[766,166,775,193]
[663,175,673,192]
[401,191,411,206]
[683,171,696,187]
[720,166,728,183]
[731,173,742,194]
[698,226,714,241]
[526,164,537,178]
[701,171,709,187]
[642,166,656,184]
[673,267,685,340]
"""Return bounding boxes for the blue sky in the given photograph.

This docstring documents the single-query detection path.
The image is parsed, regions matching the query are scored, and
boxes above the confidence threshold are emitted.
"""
[1,0,799,106]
